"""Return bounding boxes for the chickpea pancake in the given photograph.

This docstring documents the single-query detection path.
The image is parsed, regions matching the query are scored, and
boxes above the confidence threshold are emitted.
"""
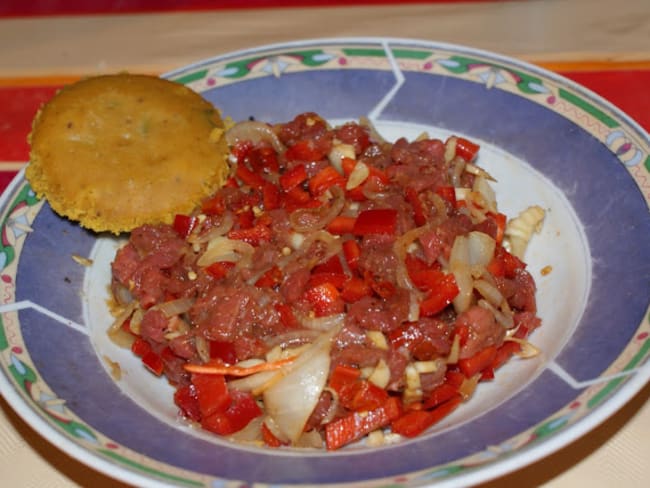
[26,73,230,234]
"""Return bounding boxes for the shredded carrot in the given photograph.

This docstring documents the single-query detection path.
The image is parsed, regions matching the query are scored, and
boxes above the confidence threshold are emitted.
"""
[184,356,297,377]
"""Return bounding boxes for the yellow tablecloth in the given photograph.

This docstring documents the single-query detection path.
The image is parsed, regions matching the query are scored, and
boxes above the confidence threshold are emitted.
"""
[0,1,648,486]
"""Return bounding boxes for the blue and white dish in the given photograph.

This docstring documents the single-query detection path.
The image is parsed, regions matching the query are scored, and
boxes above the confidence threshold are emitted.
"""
[0,38,648,487]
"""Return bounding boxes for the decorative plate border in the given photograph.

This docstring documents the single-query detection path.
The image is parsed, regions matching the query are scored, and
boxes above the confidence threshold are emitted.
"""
[0,38,648,488]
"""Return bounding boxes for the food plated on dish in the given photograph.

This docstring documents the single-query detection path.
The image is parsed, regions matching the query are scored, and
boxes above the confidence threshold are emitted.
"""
[0,39,648,488]
[105,108,545,449]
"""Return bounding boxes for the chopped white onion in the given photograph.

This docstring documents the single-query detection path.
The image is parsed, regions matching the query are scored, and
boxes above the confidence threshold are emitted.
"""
[505,205,546,259]
[414,359,443,374]
[328,142,356,174]
[467,231,496,270]
[473,279,503,308]
[263,328,338,444]
[300,313,346,331]
[477,299,514,329]
[464,162,496,181]
[447,333,461,364]
[225,120,285,154]
[346,161,370,190]
[227,415,264,444]
[366,330,388,350]
[449,235,473,313]
[444,137,457,163]
[289,186,345,232]
[188,212,234,245]
[288,232,305,250]
[195,335,210,363]
[393,225,429,292]
[368,359,390,389]
[472,176,498,214]
[505,337,542,358]
[229,370,280,395]
[459,374,480,399]
[197,236,255,267]
[403,363,423,404]
[153,297,194,318]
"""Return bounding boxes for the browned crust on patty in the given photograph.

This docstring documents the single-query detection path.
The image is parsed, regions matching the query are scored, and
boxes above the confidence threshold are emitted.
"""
[26,73,230,234]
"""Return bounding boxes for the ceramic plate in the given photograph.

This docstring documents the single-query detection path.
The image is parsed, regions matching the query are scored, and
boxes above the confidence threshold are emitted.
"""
[0,38,648,488]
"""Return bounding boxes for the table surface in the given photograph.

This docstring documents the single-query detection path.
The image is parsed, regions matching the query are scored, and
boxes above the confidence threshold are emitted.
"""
[0,1,649,487]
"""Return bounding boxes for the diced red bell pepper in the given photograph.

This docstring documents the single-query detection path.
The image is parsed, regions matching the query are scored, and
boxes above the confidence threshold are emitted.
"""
[285,186,314,207]
[325,396,402,450]
[283,185,312,208]
[262,182,281,210]
[310,256,347,289]
[255,265,283,288]
[236,207,255,229]
[223,176,240,188]
[174,384,202,422]
[458,346,498,378]
[348,380,389,412]
[330,369,385,412]
[491,341,522,370]
[141,350,164,376]
[172,214,197,239]
[228,224,272,246]
[435,186,457,207]
[201,390,262,436]
[209,340,238,365]
[303,282,345,317]
[328,364,362,393]
[131,337,151,358]
[247,145,279,174]
[408,266,447,292]
[369,279,396,299]
[231,140,253,163]
[308,272,347,290]
[487,245,526,278]
[454,137,480,162]
[405,253,436,277]
[341,276,372,303]
[274,303,302,329]
[204,261,235,280]
[201,194,226,215]
[191,373,231,418]
[481,367,495,381]
[279,164,308,191]
[235,161,267,190]
[422,383,460,410]
[419,274,459,316]
[285,139,327,162]
[309,166,346,197]
[445,369,466,388]
[341,156,357,176]
[352,208,398,236]
[326,216,357,235]
[405,188,427,226]
[391,394,462,438]
[342,239,361,271]
[388,322,423,351]
[311,255,344,275]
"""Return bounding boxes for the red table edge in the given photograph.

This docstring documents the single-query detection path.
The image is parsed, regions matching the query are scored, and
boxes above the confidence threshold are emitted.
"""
[0,62,648,190]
